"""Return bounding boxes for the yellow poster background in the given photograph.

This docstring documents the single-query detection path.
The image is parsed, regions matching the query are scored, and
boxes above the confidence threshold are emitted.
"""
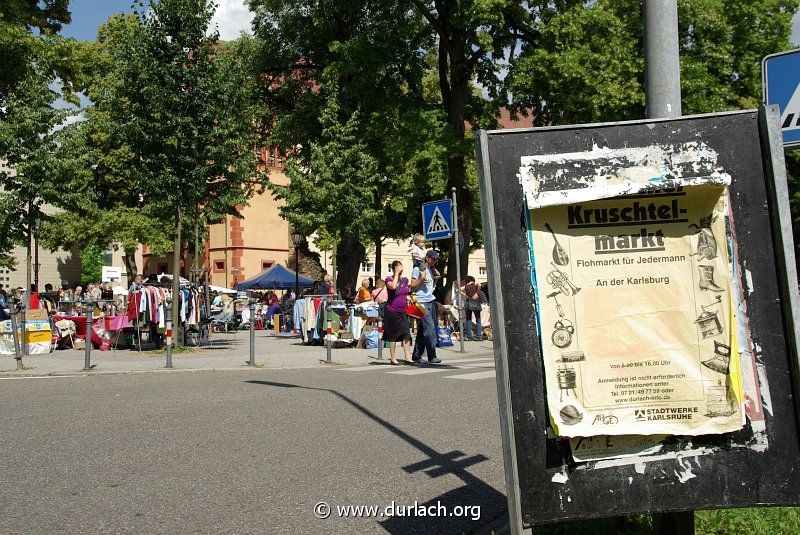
[530,185,743,437]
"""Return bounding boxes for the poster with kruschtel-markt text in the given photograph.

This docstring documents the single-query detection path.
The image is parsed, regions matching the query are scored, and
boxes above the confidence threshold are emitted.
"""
[521,143,745,438]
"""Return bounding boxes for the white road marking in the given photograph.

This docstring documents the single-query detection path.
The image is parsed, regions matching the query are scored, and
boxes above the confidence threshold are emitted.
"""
[0,375,80,380]
[339,357,492,372]
[448,370,496,380]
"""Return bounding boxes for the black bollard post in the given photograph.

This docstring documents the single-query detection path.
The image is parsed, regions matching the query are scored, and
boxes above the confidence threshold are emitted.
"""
[325,297,332,363]
[376,316,383,360]
[247,300,256,366]
[8,298,22,370]
[165,297,173,368]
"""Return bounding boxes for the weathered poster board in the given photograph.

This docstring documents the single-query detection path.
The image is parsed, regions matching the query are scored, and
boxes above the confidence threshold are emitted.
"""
[476,108,800,528]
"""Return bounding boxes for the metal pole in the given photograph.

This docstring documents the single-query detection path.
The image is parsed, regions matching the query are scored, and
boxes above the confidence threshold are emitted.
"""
[326,297,332,363]
[247,301,256,366]
[644,0,682,119]
[377,316,383,359]
[20,305,27,357]
[34,231,39,293]
[644,4,693,532]
[452,187,466,353]
[165,298,173,368]
[83,301,92,371]
[8,298,22,370]
[295,245,299,303]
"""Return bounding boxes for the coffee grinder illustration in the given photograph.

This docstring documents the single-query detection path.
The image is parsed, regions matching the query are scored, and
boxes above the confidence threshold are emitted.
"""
[694,295,723,339]
[705,379,736,417]
[547,291,575,348]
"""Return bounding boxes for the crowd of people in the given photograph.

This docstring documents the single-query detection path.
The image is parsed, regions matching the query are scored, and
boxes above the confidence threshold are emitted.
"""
[0,280,129,320]
[308,236,490,366]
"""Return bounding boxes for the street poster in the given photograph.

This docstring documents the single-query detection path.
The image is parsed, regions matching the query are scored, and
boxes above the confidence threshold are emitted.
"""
[521,143,746,438]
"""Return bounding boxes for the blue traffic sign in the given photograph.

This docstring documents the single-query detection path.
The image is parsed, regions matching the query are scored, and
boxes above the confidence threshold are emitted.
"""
[763,49,800,148]
[422,199,453,240]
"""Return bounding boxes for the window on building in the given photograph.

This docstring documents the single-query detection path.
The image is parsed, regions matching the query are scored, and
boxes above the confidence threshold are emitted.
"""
[261,260,274,271]
[214,260,225,273]
[360,261,373,274]
[157,262,168,274]
[479,266,487,276]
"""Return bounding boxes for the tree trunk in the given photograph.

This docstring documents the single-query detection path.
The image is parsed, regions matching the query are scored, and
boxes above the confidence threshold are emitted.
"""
[438,27,473,298]
[335,234,365,295]
[123,247,138,281]
[172,207,182,347]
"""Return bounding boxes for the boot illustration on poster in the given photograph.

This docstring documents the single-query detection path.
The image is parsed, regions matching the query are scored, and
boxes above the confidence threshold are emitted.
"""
[689,214,719,260]
[698,265,725,292]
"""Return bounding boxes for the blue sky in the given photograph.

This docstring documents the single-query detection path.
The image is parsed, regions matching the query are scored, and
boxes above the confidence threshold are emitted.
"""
[61,0,253,41]
[61,0,133,41]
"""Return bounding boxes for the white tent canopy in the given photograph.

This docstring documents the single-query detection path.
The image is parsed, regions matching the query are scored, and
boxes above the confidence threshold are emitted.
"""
[112,286,129,296]
[207,284,237,295]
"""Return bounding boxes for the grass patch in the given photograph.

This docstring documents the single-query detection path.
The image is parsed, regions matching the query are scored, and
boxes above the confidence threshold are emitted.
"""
[528,508,800,534]
[696,507,800,534]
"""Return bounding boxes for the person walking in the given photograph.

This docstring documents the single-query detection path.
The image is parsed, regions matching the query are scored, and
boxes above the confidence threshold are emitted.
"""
[384,260,413,365]
[410,250,442,364]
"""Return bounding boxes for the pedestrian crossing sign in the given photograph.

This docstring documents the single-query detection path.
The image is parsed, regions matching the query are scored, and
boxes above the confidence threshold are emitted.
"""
[763,49,800,148]
[422,199,453,240]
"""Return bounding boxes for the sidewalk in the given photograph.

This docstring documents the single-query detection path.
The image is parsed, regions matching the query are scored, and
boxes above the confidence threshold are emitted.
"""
[0,330,495,377]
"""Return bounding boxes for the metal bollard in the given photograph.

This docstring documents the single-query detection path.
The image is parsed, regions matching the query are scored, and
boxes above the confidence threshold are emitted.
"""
[8,299,22,370]
[20,307,27,356]
[376,317,383,359]
[83,301,93,371]
[165,298,173,368]
[326,298,332,363]
[247,301,256,366]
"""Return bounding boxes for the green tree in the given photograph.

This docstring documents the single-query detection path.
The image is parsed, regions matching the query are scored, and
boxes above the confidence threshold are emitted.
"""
[132,0,265,340]
[249,0,447,287]
[47,15,173,279]
[79,244,104,286]
[0,0,71,101]
[506,0,799,124]
[0,57,70,301]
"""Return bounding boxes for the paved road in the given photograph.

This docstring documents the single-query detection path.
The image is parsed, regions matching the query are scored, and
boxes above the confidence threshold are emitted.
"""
[0,358,506,534]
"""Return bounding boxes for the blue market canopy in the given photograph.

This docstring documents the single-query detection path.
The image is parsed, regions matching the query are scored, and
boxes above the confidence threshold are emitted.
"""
[234,264,314,291]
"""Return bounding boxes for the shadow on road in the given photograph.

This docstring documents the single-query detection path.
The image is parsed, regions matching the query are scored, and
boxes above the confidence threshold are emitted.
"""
[246,379,506,533]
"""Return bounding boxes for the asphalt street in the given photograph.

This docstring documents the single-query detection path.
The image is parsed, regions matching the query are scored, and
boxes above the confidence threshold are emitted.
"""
[0,357,506,534]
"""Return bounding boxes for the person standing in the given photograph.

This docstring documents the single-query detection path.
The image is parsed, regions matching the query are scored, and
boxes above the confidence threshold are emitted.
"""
[410,250,442,364]
[463,275,484,341]
[371,279,388,303]
[129,274,143,292]
[384,260,413,365]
